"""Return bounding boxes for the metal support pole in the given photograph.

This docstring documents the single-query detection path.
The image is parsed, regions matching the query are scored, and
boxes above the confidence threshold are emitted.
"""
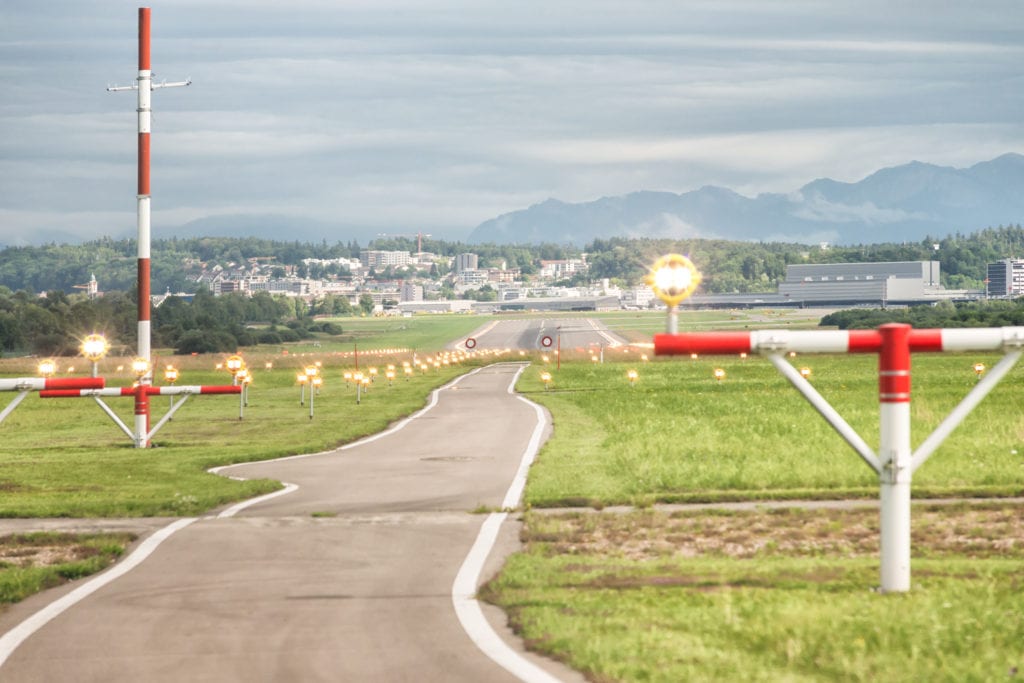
[878,323,912,593]
[911,349,1023,472]
[309,382,315,419]
[94,397,135,440]
[0,392,30,425]
[667,304,678,335]
[766,354,881,474]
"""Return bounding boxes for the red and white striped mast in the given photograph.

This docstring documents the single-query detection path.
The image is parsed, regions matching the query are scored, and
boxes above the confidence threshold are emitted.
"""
[108,7,190,447]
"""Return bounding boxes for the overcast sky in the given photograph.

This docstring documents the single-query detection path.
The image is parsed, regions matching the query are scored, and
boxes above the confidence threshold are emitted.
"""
[1,0,1022,245]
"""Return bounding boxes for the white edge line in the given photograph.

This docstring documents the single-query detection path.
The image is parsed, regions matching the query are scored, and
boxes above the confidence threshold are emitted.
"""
[452,364,562,683]
[216,483,300,519]
[0,367,489,667]
[209,367,486,519]
[0,517,197,668]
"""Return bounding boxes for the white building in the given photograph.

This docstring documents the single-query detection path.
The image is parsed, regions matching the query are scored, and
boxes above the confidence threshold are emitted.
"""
[360,250,411,269]
[987,259,1024,297]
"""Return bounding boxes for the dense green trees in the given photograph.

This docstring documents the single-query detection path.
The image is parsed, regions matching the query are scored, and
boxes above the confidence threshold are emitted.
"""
[820,298,1024,330]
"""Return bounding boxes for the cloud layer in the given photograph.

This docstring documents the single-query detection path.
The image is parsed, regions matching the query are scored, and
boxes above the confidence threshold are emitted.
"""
[1,0,1022,244]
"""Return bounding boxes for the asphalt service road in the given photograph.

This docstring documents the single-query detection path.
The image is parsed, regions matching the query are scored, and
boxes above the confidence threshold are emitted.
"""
[0,363,584,683]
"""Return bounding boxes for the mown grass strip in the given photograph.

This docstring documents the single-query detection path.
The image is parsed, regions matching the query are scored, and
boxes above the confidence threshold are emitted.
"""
[0,532,134,610]
[483,507,1024,682]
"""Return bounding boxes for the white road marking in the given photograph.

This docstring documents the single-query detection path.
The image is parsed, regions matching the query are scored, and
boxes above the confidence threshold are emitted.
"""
[0,517,197,668]
[0,364,552,680]
[452,364,563,683]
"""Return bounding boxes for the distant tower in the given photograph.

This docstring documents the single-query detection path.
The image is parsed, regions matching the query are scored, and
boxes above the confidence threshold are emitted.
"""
[456,253,479,272]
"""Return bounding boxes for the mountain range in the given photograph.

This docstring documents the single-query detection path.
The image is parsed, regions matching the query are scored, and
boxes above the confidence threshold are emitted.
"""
[467,153,1024,246]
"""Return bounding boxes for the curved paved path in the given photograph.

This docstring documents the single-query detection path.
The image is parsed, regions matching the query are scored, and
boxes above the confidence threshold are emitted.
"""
[0,364,583,682]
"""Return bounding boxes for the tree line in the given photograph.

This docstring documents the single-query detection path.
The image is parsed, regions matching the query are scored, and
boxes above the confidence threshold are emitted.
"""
[2,225,1022,296]
[0,286,351,357]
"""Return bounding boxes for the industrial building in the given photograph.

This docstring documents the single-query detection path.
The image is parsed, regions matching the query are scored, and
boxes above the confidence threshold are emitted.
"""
[683,260,970,309]
[776,261,943,305]
[986,259,1024,298]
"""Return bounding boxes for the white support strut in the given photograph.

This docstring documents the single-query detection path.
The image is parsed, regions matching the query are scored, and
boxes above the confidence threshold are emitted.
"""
[655,324,1024,593]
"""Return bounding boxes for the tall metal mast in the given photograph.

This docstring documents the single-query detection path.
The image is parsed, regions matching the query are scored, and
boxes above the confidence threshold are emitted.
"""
[108,7,190,447]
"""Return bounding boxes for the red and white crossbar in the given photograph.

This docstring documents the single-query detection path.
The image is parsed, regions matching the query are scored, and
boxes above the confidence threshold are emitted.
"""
[655,324,1024,593]
[40,385,240,398]
[41,384,241,446]
[0,377,106,425]
[654,326,1024,356]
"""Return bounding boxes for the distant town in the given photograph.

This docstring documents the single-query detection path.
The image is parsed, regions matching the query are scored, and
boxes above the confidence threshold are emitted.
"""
[169,248,1024,314]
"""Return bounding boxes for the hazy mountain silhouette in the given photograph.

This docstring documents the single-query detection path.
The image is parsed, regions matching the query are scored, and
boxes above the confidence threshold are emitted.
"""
[468,153,1024,245]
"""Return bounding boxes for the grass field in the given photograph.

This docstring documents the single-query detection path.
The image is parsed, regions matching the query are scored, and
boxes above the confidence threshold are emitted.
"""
[270,313,490,355]
[484,332,1024,682]
[1,310,1021,680]
[0,346,487,517]
[483,505,1024,682]
[517,352,1024,506]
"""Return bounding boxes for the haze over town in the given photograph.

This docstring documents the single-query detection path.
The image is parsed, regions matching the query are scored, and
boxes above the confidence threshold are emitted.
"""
[1,0,1022,245]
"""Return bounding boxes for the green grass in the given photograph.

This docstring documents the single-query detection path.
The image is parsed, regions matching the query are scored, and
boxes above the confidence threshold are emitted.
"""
[0,352,479,517]
[519,352,1024,507]
[0,532,133,609]
[284,314,490,354]
[489,342,1024,682]
[483,507,1024,682]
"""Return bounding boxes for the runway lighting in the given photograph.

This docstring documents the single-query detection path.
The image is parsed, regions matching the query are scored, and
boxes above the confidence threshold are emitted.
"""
[647,253,701,334]
[37,359,57,378]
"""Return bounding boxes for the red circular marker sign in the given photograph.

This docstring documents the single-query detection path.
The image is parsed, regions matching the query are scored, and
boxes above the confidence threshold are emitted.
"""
[465,337,477,349]
[540,335,553,348]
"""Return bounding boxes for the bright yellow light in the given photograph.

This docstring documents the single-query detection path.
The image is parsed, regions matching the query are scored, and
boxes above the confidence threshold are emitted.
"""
[131,357,150,377]
[799,367,812,379]
[265,362,274,370]
[80,334,110,362]
[353,371,364,382]
[296,373,308,384]
[226,355,244,374]
[973,362,986,376]
[163,366,179,382]
[647,253,701,306]
[713,368,726,382]
[312,376,323,387]
[627,369,638,384]
[304,365,318,378]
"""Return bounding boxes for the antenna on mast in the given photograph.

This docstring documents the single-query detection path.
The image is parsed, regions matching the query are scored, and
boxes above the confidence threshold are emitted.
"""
[107,7,190,448]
